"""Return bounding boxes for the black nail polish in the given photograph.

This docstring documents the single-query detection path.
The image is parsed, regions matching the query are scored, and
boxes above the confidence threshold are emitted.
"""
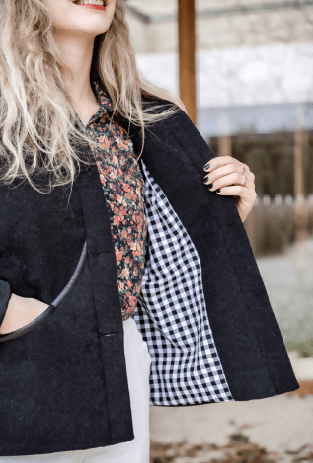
[216,189,221,194]
[203,176,209,184]
[203,162,210,170]
[208,184,213,189]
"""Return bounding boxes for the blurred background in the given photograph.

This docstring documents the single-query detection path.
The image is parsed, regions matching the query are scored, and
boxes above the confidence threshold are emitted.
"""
[124,0,313,460]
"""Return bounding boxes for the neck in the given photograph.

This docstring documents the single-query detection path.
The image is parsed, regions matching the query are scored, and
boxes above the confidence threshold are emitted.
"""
[55,30,97,106]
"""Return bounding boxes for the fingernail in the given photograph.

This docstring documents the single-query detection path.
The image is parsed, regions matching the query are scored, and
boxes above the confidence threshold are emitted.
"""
[203,162,210,170]
[216,189,221,194]
[203,175,209,184]
[208,184,213,189]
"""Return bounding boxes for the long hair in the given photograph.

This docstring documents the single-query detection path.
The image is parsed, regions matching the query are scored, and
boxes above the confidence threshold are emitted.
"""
[0,0,185,193]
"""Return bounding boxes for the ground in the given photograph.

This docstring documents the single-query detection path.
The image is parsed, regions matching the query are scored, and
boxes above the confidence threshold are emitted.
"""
[150,389,313,461]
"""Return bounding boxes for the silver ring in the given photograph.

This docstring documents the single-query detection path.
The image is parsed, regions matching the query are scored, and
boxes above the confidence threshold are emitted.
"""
[241,165,246,173]
[240,176,247,186]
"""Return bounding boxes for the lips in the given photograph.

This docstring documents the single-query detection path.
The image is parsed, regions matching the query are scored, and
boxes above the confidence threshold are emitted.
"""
[72,0,107,6]
[80,4,106,9]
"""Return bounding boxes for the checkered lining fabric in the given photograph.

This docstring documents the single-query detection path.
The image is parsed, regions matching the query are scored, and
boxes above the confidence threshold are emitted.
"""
[132,160,234,406]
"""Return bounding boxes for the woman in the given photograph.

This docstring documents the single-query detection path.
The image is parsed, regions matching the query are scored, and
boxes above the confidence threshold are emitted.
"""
[0,0,298,461]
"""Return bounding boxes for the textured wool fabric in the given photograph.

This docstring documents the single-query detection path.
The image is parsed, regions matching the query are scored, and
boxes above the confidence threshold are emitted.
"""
[0,94,299,456]
[123,102,299,401]
[0,251,132,456]
[0,165,134,456]
[0,318,151,463]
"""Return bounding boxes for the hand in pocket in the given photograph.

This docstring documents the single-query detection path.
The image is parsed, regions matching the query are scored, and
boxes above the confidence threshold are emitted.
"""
[0,294,49,335]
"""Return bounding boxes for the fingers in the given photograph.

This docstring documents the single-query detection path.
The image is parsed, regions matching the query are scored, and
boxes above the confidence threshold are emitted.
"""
[202,156,256,214]
[203,162,249,187]
[204,172,247,191]
[203,156,250,174]
[216,185,257,203]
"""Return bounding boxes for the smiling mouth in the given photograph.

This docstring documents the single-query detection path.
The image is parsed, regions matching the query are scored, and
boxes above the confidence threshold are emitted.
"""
[72,0,107,6]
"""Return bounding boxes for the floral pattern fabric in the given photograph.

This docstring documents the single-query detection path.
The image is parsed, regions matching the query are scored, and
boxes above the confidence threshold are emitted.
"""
[81,76,147,321]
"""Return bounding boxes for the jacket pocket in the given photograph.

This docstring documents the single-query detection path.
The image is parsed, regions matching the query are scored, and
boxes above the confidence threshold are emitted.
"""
[0,240,87,343]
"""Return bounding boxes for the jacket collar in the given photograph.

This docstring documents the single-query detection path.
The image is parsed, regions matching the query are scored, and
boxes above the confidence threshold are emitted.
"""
[75,75,171,172]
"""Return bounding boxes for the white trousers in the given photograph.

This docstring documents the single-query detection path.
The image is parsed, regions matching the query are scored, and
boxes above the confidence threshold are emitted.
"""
[0,318,152,463]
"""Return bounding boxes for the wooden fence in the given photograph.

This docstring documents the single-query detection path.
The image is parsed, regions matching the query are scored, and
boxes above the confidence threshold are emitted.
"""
[244,194,313,257]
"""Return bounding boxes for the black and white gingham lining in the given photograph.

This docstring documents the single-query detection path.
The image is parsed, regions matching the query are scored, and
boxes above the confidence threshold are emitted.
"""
[132,160,234,406]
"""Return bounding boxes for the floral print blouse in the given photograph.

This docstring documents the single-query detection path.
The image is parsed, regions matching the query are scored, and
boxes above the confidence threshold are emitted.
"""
[80,75,147,321]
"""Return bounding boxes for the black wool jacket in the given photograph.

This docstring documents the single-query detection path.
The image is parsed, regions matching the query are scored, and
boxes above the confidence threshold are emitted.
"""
[0,99,299,456]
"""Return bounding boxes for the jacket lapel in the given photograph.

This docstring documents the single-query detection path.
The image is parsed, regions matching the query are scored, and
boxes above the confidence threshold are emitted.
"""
[121,107,299,402]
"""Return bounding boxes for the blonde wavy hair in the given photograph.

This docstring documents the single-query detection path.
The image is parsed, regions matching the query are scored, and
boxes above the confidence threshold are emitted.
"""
[0,0,185,192]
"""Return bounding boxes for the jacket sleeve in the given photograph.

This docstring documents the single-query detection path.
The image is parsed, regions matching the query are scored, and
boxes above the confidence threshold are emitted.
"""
[0,280,11,327]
